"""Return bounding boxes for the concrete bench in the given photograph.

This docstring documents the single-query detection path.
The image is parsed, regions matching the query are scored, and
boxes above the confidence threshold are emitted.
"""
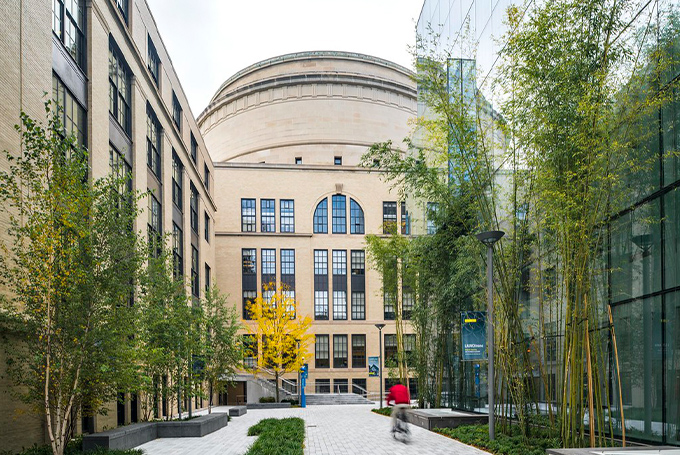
[246,402,291,409]
[229,406,247,416]
[82,413,228,450]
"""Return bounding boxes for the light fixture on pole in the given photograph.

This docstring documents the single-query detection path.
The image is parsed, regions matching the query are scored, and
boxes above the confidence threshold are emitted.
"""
[475,230,504,441]
[375,323,386,408]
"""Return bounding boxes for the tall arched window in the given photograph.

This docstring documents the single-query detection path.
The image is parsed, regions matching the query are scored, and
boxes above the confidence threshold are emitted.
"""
[313,198,328,233]
[332,195,346,234]
[350,199,364,234]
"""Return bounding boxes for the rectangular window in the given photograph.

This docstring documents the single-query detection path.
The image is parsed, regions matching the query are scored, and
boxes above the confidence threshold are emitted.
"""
[190,133,198,164]
[352,378,367,396]
[384,293,396,320]
[404,334,416,359]
[334,156,342,165]
[403,290,414,320]
[314,250,328,275]
[191,246,199,297]
[147,193,161,257]
[109,144,132,195]
[204,263,211,293]
[333,378,348,394]
[351,292,365,320]
[115,0,128,22]
[109,40,131,134]
[146,104,161,177]
[333,335,348,368]
[242,248,256,274]
[383,201,397,234]
[332,250,347,276]
[242,290,256,320]
[315,335,329,368]
[204,163,210,193]
[280,200,295,233]
[401,201,410,235]
[172,223,183,278]
[204,212,210,242]
[333,291,347,320]
[147,35,160,86]
[52,74,86,146]
[261,199,275,232]
[281,249,295,275]
[427,202,438,234]
[52,0,86,70]
[351,250,365,276]
[295,157,302,164]
[241,198,256,232]
[332,195,346,234]
[190,184,199,233]
[172,91,182,131]
[315,378,330,394]
[172,152,183,210]
[242,335,257,368]
[261,249,276,276]
[385,334,397,363]
[314,290,329,320]
[352,335,366,368]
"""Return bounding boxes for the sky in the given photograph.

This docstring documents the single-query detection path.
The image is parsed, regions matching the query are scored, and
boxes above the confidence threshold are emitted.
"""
[146,0,424,116]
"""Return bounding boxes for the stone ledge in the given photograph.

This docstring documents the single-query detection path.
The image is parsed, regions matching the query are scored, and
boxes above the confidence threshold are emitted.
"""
[547,448,680,454]
[246,402,292,409]
[82,413,228,451]
[406,409,488,431]
[229,406,247,416]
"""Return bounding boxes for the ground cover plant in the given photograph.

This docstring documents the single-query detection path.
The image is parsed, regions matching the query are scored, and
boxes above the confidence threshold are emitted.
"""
[0,436,143,455]
[435,424,562,455]
[245,418,305,455]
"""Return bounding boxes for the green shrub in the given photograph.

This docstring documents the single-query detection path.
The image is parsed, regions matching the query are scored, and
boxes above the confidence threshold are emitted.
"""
[246,418,305,455]
[281,398,299,406]
[435,424,561,455]
[259,396,276,403]
[6,435,142,455]
[371,407,393,417]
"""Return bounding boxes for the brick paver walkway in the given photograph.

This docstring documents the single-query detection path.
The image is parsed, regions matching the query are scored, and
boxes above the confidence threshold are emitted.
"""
[137,404,491,454]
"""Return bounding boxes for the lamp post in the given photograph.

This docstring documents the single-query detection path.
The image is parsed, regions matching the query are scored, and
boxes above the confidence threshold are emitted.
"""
[297,340,301,404]
[375,323,386,408]
[475,230,505,441]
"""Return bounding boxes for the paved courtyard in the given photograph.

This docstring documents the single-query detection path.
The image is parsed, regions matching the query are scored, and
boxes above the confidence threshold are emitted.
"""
[137,404,491,454]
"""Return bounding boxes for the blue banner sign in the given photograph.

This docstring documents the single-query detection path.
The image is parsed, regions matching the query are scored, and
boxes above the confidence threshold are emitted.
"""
[368,356,379,377]
[461,311,487,361]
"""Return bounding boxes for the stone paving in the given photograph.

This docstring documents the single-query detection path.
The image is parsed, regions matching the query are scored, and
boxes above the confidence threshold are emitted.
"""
[137,404,491,455]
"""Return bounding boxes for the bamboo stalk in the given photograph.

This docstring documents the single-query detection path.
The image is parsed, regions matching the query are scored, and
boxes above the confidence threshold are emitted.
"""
[608,305,626,447]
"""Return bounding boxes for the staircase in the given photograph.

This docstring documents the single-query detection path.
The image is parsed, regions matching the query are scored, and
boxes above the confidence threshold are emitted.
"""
[305,393,374,405]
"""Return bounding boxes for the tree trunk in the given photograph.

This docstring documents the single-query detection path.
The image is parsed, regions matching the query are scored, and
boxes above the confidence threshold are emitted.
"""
[275,371,280,402]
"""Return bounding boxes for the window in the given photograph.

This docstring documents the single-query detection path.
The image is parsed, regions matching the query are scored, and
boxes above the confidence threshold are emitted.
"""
[191,246,199,297]
[315,335,329,368]
[332,195,346,234]
[261,249,276,276]
[352,378,367,396]
[52,0,86,70]
[401,202,410,234]
[333,335,348,368]
[172,153,183,210]
[295,157,302,164]
[350,199,364,234]
[243,334,257,369]
[146,104,161,177]
[205,263,211,293]
[172,91,182,131]
[281,249,295,275]
[190,133,198,164]
[427,202,438,234]
[332,250,347,276]
[351,292,365,320]
[109,39,131,134]
[315,250,328,275]
[351,251,365,276]
[333,291,347,320]
[383,201,397,234]
[404,334,416,360]
[52,74,86,146]
[241,199,256,232]
[190,184,199,233]
[313,199,328,233]
[403,290,414,320]
[280,200,295,233]
[242,290,256,320]
[384,293,396,320]
[204,164,210,193]
[147,35,160,86]
[333,379,348,393]
[315,378,330,394]
[109,144,131,195]
[115,0,128,22]
[385,334,397,362]
[147,193,161,257]
[261,199,275,232]
[204,212,210,242]
[314,291,329,320]
[242,249,256,274]
[352,335,366,368]
[172,223,183,278]
[334,156,342,165]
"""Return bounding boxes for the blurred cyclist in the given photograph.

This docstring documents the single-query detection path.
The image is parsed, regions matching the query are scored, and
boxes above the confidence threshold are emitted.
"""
[386,381,410,437]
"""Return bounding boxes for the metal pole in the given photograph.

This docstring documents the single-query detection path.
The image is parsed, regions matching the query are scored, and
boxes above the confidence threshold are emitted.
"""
[487,245,495,441]
[297,341,301,405]
[379,328,384,409]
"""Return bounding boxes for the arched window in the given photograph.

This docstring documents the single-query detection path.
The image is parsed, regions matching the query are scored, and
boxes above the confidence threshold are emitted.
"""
[350,199,364,234]
[313,198,328,233]
[332,195,346,234]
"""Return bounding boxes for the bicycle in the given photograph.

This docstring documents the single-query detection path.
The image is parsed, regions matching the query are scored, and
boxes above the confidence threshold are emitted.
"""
[391,406,411,443]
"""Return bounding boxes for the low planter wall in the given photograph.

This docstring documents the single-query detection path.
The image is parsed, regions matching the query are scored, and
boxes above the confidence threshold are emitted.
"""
[82,413,228,451]
[246,402,292,409]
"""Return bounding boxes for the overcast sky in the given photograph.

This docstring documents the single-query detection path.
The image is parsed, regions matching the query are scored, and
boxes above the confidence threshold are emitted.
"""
[146,0,424,117]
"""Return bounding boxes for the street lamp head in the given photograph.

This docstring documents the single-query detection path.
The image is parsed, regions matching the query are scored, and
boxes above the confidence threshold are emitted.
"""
[374,323,386,331]
[476,230,505,246]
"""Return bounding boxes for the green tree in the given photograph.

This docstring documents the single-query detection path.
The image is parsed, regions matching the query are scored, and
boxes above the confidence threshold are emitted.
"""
[0,104,145,455]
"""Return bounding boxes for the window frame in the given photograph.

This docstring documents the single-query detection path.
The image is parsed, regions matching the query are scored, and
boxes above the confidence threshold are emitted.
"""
[383,201,397,234]
[146,103,161,178]
[333,335,348,368]
[147,35,160,86]
[172,152,183,210]
[172,91,182,131]
[241,198,256,232]
[315,335,330,369]
[332,194,347,234]
[349,199,364,234]
[261,199,276,233]
[280,199,295,233]
[352,334,366,368]
[109,38,131,135]
[313,198,328,234]
[190,184,199,233]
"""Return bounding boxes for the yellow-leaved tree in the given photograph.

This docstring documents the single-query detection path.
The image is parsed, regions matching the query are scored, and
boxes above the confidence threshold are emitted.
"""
[246,283,312,402]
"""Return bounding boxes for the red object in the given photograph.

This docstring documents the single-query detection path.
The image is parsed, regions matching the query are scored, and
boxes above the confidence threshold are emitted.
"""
[386,384,410,405]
